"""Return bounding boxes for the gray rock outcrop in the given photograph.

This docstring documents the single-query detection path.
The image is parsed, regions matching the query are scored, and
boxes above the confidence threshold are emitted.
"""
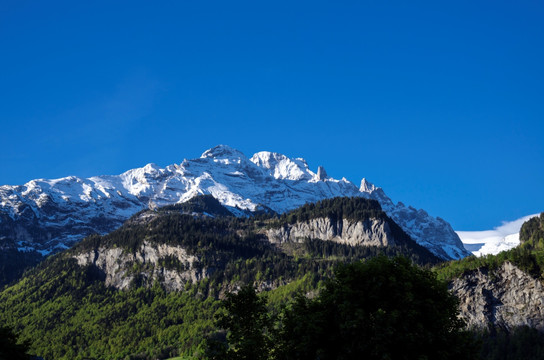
[266,217,395,247]
[450,262,544,330]
[74,241,205,291]
[317,166,328,181]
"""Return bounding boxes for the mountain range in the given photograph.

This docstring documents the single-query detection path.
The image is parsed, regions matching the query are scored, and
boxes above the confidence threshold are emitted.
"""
[1,145,543,359]
[0,145,470,283]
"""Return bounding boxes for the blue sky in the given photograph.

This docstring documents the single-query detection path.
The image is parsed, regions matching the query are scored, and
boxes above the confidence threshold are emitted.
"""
[1,0,543,230]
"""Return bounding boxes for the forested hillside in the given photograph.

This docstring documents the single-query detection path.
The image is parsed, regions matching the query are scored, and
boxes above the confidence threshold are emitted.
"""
[520,213,544,247]
[3,203,544,359]
[0,196,440,359]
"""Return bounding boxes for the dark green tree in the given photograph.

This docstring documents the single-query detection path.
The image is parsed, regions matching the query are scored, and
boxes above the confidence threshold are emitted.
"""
[0,326,30,360]
[274,256,478,360]
[208,285,272,360]
[212,257,478,360]
[520,212,544,247]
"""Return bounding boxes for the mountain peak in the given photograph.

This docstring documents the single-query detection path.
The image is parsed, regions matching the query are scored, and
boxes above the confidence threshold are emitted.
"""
[143,163,161,173]
[250,151,313,181]
[360,178,377,193]
[201,145,246,160]
[317,166,328,180]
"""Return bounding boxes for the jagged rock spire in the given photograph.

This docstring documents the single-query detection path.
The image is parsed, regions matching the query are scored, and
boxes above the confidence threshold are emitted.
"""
[317,166,327,181]
[360,178,377,193]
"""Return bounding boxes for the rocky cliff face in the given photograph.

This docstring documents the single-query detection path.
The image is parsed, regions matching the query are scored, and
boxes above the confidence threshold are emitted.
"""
[450,262,544,331]
[74,241,205,291]
[266,217,395,247]
[71,210,413,291]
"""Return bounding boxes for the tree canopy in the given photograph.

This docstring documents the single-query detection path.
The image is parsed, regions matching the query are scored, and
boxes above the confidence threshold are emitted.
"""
[210,256,477,360]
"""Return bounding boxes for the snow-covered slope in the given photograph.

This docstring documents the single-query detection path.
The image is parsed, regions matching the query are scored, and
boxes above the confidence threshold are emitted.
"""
[0,145,469,261]
[457,214,540,256]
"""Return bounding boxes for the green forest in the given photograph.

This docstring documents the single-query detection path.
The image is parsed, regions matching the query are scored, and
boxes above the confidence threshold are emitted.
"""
[206,256,477,360]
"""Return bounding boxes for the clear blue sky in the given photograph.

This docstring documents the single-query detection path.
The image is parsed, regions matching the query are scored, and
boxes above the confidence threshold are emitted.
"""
[1,0,543,230]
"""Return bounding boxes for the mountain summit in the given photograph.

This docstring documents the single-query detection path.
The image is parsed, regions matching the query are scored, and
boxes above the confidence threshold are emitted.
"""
[0,145,470,281]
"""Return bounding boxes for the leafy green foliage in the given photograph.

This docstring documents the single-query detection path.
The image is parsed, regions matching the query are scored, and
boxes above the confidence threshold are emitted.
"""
[519,213,544,246]
[280,256,477,359]
[207,285,272,360]
[210,257,477,360]
[0,256,220,360]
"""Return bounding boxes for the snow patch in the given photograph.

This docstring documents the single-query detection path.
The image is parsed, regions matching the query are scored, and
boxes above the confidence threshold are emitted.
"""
[457,214,540,256]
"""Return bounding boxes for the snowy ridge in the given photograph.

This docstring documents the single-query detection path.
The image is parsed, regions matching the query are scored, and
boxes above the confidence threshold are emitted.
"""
[457,214,540,257]
[0,145,470,260]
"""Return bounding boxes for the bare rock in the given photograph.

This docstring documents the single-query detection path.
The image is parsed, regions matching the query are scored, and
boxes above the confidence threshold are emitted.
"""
[266,217,395,247]
[74,241,205,291]
[450,262,544,331]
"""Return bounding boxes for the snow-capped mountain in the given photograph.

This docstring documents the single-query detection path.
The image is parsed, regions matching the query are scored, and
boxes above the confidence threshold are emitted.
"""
[0,145,470,262]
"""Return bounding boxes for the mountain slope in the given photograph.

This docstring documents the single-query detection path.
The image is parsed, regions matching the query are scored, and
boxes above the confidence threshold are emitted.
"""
[70,196,439,291]
[0,145,469,284]
[0,196,439,359]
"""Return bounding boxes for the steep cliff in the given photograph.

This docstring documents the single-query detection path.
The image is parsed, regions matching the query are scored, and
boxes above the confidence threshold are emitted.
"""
[74,241,204,291]
[450,262,544,331]
[266,217,395,247]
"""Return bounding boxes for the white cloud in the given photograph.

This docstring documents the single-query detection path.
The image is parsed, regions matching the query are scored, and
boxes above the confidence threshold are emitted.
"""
[456,214,540,257]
